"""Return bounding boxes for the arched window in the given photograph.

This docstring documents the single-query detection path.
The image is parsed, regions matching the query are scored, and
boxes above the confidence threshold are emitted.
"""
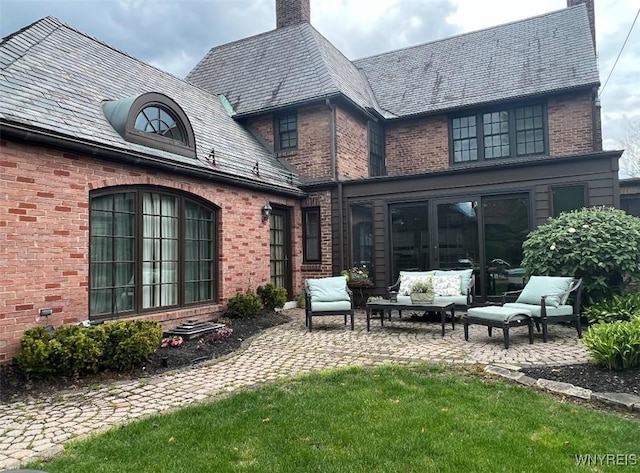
[89,187,217,318]
[102,92,196,158]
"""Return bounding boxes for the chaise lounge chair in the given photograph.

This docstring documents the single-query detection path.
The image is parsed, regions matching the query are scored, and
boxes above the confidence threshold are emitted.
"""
[463,276,582,348]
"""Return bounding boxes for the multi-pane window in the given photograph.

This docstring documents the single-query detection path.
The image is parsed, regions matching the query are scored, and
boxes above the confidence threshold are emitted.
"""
[515,105,545,155]
[451,103,546,163]
[134,106,185,142]
[452,116,478,162]
[483,111,510,159]
[302,207,321,262]
[368,121,386,176]
[90,188,216,318]
[275,113,297,150]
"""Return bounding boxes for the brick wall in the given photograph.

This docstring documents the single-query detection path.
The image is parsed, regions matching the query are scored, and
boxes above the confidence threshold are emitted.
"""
[385,115,449,175]
[300,191,334,281]
[548,90,595,155]
[335,106,368,179]
[0,139,300,363]
[276,0,310,28]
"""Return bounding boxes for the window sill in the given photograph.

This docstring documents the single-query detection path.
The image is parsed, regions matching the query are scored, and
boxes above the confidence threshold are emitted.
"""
[276,149,298,158]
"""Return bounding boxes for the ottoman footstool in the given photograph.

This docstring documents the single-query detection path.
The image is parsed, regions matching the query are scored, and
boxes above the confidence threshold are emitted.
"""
[463,306,534,349]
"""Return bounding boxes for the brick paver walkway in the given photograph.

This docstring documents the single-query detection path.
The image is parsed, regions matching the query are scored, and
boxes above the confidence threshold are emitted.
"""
[0,308,589,469]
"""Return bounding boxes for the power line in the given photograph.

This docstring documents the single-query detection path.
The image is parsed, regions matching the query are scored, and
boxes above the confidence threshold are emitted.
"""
[600,6,640,96]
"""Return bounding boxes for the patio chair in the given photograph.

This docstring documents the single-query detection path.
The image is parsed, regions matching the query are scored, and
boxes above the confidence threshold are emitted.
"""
[305,276,354,332]
[502,276,583,342]
[463,276,582,348]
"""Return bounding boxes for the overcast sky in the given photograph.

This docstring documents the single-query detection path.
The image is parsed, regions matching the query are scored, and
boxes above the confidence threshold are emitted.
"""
[1,0,638,172]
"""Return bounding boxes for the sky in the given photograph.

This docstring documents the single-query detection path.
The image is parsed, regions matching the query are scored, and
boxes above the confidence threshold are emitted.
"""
[1,0,638,173]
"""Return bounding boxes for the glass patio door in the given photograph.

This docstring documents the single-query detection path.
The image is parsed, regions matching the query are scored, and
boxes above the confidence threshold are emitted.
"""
[269,207,292,299]
[483,195,530,297]
[434,200,479,270]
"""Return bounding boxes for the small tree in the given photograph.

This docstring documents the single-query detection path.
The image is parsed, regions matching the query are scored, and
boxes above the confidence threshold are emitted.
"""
[522,207,640,305]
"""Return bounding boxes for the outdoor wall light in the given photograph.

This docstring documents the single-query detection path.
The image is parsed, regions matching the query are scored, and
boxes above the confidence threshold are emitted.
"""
[262,203,272,222]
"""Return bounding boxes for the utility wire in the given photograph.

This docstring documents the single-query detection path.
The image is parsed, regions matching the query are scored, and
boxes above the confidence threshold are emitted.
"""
[600,6,640,96]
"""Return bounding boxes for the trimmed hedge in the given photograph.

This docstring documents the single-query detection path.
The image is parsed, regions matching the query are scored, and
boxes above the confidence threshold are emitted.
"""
[16,320,163,379]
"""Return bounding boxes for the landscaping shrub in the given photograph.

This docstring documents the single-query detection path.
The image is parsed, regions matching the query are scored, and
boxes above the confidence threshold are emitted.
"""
[227,290,263,318]
[47,324,103,377]
[521,207,640,305]
[583,292,640,324]
[256,283,287,311]
[100,320,163,371]
[15,326,55,380]
[582,318,640,370]
[16,320,162,379]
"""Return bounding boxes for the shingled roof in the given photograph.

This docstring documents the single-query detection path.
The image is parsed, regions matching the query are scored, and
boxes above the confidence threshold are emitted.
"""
[186,23,381,117]
[0,17,303,195]
[187,4,598,120]
[354,3,600,118]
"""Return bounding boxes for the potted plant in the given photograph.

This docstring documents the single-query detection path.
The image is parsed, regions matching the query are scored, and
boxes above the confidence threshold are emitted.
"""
[410,279,434,303]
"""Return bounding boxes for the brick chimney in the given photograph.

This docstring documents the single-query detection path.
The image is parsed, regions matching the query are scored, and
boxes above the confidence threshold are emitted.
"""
[276,0,310,28]
[567,0,596,48]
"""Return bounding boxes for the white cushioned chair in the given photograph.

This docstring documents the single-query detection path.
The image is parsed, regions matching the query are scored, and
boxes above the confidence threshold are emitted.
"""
[305,276,354,332]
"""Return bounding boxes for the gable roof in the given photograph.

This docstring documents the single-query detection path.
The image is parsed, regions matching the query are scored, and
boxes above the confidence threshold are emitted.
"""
[354,4,599,118]
[0,17,303,195]
[186,22,381,117]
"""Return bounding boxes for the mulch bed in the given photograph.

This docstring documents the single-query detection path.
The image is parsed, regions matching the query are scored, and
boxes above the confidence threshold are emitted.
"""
[0,311,291,403]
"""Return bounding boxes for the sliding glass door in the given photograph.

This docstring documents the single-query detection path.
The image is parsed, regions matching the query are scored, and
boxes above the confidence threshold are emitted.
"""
[389,194,530,300]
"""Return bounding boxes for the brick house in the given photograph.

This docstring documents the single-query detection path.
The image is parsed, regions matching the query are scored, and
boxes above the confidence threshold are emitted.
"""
[0,0,623,362]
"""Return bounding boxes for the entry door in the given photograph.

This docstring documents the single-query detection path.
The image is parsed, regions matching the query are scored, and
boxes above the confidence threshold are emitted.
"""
[434,200,479,270]
[269,207,292,299]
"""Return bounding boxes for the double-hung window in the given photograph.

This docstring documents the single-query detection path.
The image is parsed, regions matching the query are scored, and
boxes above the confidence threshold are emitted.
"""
[90,188,217,318]
[451,104,546,163]
[275,112,297,151]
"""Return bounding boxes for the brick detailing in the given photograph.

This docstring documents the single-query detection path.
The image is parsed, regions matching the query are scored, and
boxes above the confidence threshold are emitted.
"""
[276,0,310,28]
[0,139,301,363]
[386,115,450,175]
[548,91,594,155]
[335,106,368,179]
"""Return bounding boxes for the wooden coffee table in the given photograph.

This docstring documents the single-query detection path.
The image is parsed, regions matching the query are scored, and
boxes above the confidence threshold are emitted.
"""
[365,300,455,336]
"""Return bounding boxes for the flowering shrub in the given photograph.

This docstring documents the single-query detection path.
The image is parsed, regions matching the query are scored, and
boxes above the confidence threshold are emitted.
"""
[340,266,372,285]
[161,336,183,348]
[522,207,640,305]
[196,327,234,349]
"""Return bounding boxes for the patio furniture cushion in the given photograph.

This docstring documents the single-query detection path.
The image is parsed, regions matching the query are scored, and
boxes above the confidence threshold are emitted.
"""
[434,269,473,295]
[515,276,573,307]
[398,271,435,295]
[307,276,350,303]
[467,306,533,322]
[311,300,353,312]
[433,274,461,296]
[397,294,467,306]
[503,302,574,318]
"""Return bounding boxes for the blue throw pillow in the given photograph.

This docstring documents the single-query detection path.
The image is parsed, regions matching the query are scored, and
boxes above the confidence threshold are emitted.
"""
[307,276,350,303]
[516,276,573,307]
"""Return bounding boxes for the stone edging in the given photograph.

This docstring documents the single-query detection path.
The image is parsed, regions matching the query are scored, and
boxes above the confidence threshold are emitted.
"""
[484,364,640,412]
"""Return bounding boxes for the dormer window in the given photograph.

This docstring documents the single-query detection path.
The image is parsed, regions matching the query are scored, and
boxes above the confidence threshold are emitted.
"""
[103,92,196,158]
[134,106,185,142]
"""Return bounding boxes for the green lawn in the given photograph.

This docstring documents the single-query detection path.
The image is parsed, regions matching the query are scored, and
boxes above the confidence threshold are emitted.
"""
[28,365,639,473]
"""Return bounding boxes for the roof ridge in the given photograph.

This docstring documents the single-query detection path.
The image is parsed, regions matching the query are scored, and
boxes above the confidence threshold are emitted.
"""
[0,16,61,69]
[354,4,584,63]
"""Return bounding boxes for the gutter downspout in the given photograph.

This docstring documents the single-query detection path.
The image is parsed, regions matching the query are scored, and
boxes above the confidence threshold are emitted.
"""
[326,98,344,272]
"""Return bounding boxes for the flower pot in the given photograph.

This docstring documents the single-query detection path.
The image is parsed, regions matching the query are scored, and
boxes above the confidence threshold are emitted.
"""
[410,293,434,303]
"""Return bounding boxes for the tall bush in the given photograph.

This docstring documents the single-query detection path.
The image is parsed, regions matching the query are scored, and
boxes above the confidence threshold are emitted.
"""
[521,207,640,305]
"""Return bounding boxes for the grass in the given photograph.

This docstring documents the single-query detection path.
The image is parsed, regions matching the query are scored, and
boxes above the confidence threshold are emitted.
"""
[27,365,638,473]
